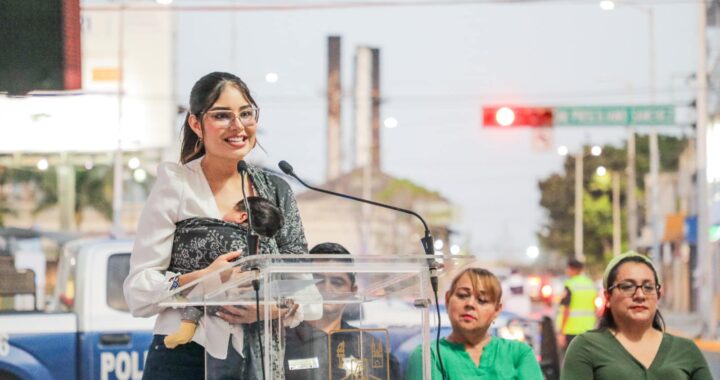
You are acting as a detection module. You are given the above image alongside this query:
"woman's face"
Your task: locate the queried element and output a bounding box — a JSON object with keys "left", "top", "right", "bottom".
{"left": 606, "top": 262, "right": 660, "bottom": 328}
{"left": 445, "top": 273, "right": 501, "bottom": 335}
{"left": 190, "top": 84, "right": 257, "bottom": 161}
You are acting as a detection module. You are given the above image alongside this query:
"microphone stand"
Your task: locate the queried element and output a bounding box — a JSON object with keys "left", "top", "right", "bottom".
{"left": 237, "top": 160, "right": 265, "bottom": 380}
{"left": 278, "top": 160, "right": 448, "bottom": 379}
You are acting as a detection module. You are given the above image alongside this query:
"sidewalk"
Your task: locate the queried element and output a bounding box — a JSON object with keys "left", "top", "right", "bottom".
{"left": 664, "top": 311, "right": 720, "bottom": 353}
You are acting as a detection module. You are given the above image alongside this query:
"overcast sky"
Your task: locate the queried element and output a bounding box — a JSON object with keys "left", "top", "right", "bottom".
{"left": 167, "top": 0, "right": 700, "bottom": 262}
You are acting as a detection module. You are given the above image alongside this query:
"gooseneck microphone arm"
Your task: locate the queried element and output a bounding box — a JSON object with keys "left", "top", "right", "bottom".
{"left": 278, "top": 160, "right": 435, "bottom": 256}
{"left": 278, "top": 160, "right": 448, "bottom": 380}
{"left": 236, "top": 160, "right": 265, "bottom": 380}
{"left": 237, "top": 160, "right": 258, "bottom": 256}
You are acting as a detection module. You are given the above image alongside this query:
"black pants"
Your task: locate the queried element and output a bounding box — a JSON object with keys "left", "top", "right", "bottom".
{"left": 142, "top": 335, "right": 254, "bottom": 380}
{"left": 142, "top": 335, "right": 204, "bottom": 380}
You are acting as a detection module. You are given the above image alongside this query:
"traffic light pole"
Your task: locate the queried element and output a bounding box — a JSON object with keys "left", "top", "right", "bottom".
{"left": 696, "top": 2, "right": 716, "bottom": 339}
{"left": 574, "top": 153, "right": 584, "bottom": 261}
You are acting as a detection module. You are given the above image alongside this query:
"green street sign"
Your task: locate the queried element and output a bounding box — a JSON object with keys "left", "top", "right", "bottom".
{"left": 553, "top": 105, "right": 675, "bottom": 126}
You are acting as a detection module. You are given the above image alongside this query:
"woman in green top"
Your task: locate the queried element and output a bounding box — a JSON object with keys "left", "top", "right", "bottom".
{"left": 405, "top": 268, "right": 543, "bottom": 379}
{"left": 561, "top": 252, "right": 712, "bottom": 380}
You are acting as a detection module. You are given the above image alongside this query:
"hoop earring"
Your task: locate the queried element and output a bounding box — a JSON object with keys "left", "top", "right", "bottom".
{"left": 194, "top": 138, "right": 203, "bottom": 153}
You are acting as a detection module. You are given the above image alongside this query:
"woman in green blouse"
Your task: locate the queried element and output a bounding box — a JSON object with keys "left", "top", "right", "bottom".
{"left": 561, "top": 252, "right": 712, "bottom": 380}
{"left": 405, "top": 268, "right": 543, "bottom": 379}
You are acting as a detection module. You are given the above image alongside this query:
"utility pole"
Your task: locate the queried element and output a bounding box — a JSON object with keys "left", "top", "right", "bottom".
{"left": 326, "top": 36, "right": 342, "bottom": 181}
{"left": 574, "top": 153, "right": 584, "bottom": 261}
{"left": 111, "top": 4, "right": 125, "bottom": 237}
{"left": 696, "top": 1, "right": 716, "bottom": 339}
{"left": 646, "top": 7, "right": 662, "bottom": 267}
{"left": 613, "top": 171, "right": 621, "bottom": 257}
{"left": 627, "top": 130, "right": 638, "bottom": 250}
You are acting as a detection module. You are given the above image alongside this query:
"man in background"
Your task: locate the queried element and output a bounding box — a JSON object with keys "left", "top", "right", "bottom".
{"left": 556, "top": 258, "right": 597, "bottom": 351}
{"left": 284, "top": 242, "right": 399, "bottom": 380}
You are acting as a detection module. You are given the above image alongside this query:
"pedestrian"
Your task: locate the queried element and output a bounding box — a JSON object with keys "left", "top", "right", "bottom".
{"left": 123, "top": 71, "right": 318, "bottom": 380}
{"left": 404, "top": 267, "right": 543, "bottom": 379}
{"left": 560, "top": 251, "right": 712, "bottom": 380}
{"left": 556, "top": 258, "right": 597, "bottom": 350}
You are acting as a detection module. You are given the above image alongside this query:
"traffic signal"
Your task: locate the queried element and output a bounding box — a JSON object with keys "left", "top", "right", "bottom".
{"left": 482, "top": 106, "right": 554, "bottom": 127}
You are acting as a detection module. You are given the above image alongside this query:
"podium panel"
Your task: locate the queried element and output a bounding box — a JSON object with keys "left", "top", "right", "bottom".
{"left": 158, "top": 254, "right": 474, "bottom": 379}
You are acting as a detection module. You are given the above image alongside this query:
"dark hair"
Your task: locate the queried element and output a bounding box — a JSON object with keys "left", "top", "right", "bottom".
{"left": 309, "top": 242, "right": 354, "bottom": 285}
{"left": 180, "top": 72, "right": 258, "bottom": 164}
{"left": 234, "top": 196, "right": 283, "bottom": 238}
{"left": 598, "top": 256, "right": 665, "bottom": 331}
{"left": 309, "top": 242, "right": 351, "bottom": 255}
{"left": 567, "top": 258, "right": 584, "bottom": 270}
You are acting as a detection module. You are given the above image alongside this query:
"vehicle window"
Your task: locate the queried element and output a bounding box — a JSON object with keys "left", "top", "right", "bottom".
{"left": 107, "top": 253, "right": 130, "bottom": 312}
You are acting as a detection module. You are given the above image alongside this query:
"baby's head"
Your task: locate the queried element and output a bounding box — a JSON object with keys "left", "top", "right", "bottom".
{"left": 223, "top": 196, "right": 284, "bottom": 238}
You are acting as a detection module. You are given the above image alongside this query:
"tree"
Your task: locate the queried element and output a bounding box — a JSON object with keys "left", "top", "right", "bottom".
{"left": 34, "top": 165, "right": 114, "bottom": 227}
{"left": 0, "top": 167, "right": 43, "bottom": 227}
{"left": 537, "top": 134, "right": 688, "bottom": 270}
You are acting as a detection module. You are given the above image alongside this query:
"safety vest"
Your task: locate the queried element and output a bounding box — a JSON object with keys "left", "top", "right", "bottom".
{"left": 559, "top": 274, "right": 597, "bottom": 335}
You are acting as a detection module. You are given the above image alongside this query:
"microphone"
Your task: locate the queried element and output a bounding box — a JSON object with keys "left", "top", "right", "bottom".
{"left": 237, "top": 160, "right": 258, "bottom": 256}
{"left": 278, "top": 160, "right": 435, "bottom": 256}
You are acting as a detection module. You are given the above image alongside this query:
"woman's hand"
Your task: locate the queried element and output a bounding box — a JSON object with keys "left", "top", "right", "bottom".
{"left": 177, "top": 251, "right": 241, "bottom": 288}
{"left": 206, "top": 251, "right": 241, "bottom": 273}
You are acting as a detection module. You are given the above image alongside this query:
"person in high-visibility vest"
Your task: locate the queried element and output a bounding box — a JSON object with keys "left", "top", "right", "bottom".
{"left": 556, "top": 258, "right": 597, "bottom": 350}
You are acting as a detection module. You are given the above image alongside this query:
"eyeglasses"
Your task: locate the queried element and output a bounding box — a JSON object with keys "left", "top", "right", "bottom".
{"left": 204, "top": 108, "right": 259, "bottom": 128}
{"left": 608, "top": 281, "right": 660, "bottom": 297}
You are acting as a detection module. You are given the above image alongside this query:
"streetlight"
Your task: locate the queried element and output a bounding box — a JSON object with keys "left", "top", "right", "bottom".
{"left": 265, "top": 72, "right": 279, "bottom": 83}
{"left": 559, "top": 146, "right": 602, "bottom": 261}
{"left": 526, "top": 245, "right": 539, "bottom": 260}
{"left": 595, "top": 165, "right": 622, "bottom": 256}
{"left": 598, "top": 0, "right": 615, "bottom": 10}
{"left": 383, "top": 117, "right": 399, "bottom": 129}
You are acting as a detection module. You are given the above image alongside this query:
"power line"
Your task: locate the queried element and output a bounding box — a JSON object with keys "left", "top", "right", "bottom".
{"left": 81, "top": 0, "right": 704, "bottom": 12}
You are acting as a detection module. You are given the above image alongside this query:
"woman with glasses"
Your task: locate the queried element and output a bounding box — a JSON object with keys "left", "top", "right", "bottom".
{"left": 124, "top": 72, "right": 317, "bottom": 379}
{"left": 560, "top": 252, "right": 712, "bottom": 380}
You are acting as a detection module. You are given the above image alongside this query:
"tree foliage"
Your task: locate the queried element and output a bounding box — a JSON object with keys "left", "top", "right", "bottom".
{"left": 537, "top": 133, "right": 688, "bottom": 269}
{"left": 0, "top": 165, "right": 115, "bottom": 228}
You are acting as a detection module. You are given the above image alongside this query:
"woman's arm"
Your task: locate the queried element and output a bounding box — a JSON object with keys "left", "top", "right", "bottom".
{"left": 560, "top": 335, "right": 595, "bottom": 380}
{"left": 264, "top": 174, "right": 322, "bottom": 320}
{"left": 123, "top": 163, "right": 184, "bottom": 317}
{"left": 404, "top": 345, "right": 424, "bottom": 380}
{"left": 405, "top": 344, "right": 441, "bottom": 380}
{"left": 685, "top": 338, "right": 714, "bottom": 380}
{"left": 514, "top": 343, "right": 544, "bottom": 380}
{"left": 269, "top": 175, "right": 308, "bottom": 254}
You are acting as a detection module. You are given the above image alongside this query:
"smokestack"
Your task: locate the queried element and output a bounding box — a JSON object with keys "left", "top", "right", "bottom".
{"left": 326, "top": 36, "right": 342, "bottom": 181}
{"left": 353, "top": 46, "right": 372, "bottom": 169}
{"left": 371, "top": 48, "right": 380, "bottom": 170}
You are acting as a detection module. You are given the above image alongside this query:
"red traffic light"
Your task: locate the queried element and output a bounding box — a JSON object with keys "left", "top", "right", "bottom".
{"left": 482, "top": 106, "right": 554, "bottom": 127}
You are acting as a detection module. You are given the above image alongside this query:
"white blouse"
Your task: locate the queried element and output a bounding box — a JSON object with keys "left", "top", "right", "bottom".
{"left": 123, "top": 158, "right": 320, "bottom": 358}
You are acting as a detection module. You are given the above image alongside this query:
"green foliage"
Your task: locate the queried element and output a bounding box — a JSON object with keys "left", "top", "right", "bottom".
{"left": 376, "top": 178, "right": 442, "bottom": 202}
{"left": 34, "top": 166, "right": 114, "bottom": 225}
{"left": 0, "top": 165, "right": 115, "bottom": 228}
{"left": 537, "top": 133, "right": 688, "bottom": 270}
{"left": 0, "top": 167, "right": 42, "bottom": 227}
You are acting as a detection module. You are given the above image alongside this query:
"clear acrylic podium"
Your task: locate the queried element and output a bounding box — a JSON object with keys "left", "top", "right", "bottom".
{"left": 158, "top": 254, "right": 474, "bottom": 379}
